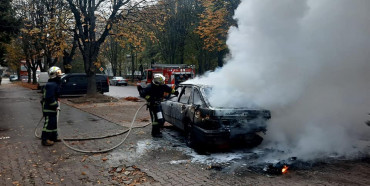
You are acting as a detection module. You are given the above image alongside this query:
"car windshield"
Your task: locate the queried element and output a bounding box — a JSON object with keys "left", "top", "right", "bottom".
{"left": 202, "top": 86, "right": 257, "bottom": 109}
{"left": 114, "top": 77, "right": 124, "bottom": 80}
{"left": 201, "top": 87, "right": 215, "bottom": 107}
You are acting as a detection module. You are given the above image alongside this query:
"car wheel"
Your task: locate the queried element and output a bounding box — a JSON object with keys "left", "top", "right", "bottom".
{"left": 245, "top": 133, "right": 263, "bottom": 148}
{"left": 185, "top": 124, "right": 196, "bottom": 148}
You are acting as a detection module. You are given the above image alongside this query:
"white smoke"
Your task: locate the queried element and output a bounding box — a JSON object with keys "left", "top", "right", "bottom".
{"left": 189, "top": 0, "right": 370, "bottom": 160}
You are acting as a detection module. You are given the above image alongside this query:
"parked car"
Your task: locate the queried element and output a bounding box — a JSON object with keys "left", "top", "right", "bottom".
{"left": 59, "top": 73, "right": 109, "bottom": 95}
{"left": 21, "top": 76, "right": 28, "bottom": 82}
{"left": 109, "top": 76, "right": 128, "bottom": 86}
{"left": 37, "top": 72, "right": 49, "bottom": 90}
{"left": 9, "top": 75, "right": 18, "bottom": 81}
{"left": 161, "top": 83, "right": 271, "bottom": 149}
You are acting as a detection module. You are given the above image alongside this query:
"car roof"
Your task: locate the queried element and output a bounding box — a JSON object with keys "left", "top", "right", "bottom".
{"left": 62, "top": 73, "right": 107, "bottom": 76}
{"left": 178, "top": 83, "right": 211, "bottom": 88}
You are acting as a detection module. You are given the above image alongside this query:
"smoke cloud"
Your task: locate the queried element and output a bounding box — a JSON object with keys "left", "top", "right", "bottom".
{"left": 189, "top": 0, "right": 370, "bottom": 160}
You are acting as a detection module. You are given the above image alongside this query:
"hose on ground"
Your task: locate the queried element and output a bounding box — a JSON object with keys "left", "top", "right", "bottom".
{"left": 35, "top": 103, "right": 149, "bottom": 153}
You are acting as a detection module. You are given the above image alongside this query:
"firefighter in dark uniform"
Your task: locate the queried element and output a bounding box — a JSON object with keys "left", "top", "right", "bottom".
{"left": 143, "top": 74, "right": 178, "bottom": 138}
{"left": 41, "top": 66, "right": 63, "bottom": 146}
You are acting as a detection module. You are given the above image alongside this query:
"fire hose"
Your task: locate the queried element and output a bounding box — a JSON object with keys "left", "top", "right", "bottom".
{"left": 35, "top": 103, "right": 149, "bottom": 153}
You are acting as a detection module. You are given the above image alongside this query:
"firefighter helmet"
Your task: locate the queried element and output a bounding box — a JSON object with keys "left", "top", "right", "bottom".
{"left": 48, "top": 66, "right": 64, "bottom": 79}
{"left": 153, "top": 74, "right": 165, "bottom": 85}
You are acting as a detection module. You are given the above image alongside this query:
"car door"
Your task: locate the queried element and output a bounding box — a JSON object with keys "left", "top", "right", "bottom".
{"left": 162, "top": 86, "right": 183, "bottom": 124}
{"left": 62, "top": 75, "right": 87, "bottom": 94}
{"left": 171, "top": 86, "right": 192, "bottom": 130}
{"left": 61, "top": 76, "right": 76, "bottom": 94}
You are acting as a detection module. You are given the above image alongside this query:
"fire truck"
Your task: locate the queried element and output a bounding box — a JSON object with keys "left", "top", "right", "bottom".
{"left": 137, "top": 64, "right": 195, "bottom": 97}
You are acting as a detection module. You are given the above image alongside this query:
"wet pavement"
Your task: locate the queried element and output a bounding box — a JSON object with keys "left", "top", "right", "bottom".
{"left": 1, "top": 83, "right": 370, "bottom": 185}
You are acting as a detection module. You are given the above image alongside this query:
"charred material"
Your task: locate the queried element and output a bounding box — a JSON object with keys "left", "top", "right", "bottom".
{"left": 161, "top": 83, "right": 271, "bottom": 150}
{"left": 263, "top": 162, "right": 290, "bottom": 175}
{"left": 262, "top": 157, "right": 314, "bottom": 175}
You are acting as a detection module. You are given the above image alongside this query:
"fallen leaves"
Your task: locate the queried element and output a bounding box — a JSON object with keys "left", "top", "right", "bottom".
{"left": 81, "top": 155, "right": 88, "bottom": 162}
{"left": 124, "top": 97, "right": 140, "bottom": 102}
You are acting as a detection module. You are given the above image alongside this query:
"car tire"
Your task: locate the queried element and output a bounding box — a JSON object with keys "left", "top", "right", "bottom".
{"left": 245, "top": 133, "right": 263, "bottom": 148}
{"left": 185, "top": 123, "right": 196, "bottom": 148}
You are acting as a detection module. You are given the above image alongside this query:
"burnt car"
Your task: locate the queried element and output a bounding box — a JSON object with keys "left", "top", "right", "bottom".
{"left": 161, "top": 83, "right": 271, "bottom": 149}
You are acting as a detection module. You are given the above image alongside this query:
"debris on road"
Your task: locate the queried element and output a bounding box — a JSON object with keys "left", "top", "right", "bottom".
{"left": 124, "top": 97, "right": 141, "bottom": 102}
{"left": 108, "top": 165, "right": 156, "bottom": 185}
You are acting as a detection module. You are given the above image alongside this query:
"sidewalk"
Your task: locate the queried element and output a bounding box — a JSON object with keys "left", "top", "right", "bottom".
{"left": 1, "top": 83, "right": 369, "bottom": 186}
{"left": 0, "top": 84, "right": 156, "bottom": 185}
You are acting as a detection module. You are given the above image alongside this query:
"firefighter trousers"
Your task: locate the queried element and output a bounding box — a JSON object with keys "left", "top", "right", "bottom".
{"left": 148, "top": 104, "right": 164, "bottom": 136}
{"left": 41, "top": 113, "right": 58, "bottom": 142}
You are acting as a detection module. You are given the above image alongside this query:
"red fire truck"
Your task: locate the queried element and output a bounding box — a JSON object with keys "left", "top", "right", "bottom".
{"left": 137, "top": 64, "right": 195, "bottom": 97}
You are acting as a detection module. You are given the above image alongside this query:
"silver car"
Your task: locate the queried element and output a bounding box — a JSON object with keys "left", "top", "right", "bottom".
{"left": 109, "top": 76, "right": 128, "bottom": 86}
{"left": 9, "top": 75, "right": 18, "bottom": 81}
{"left": 161, "top": 83, "right": 271, "bottom": 149}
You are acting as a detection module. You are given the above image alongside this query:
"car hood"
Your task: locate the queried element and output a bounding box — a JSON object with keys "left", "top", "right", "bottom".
{"left": 212, "top": 108, "right": 271, "bottom": 118}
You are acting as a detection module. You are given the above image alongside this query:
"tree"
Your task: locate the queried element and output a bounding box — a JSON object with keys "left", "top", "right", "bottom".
{"left": 101, "top": 34, "right": 128, "bottom": 77}
{"left": 63, "top": 32, "right": 78, "bottom": 74}
{"left": 149, "top": 0, "right": 199, "bottom": 64}
{"left": 195, "top": 0, "right": 240, "bottom": 68}
{"left": 0, "top": 0, "right": 21, "bottom": 66}
{"left": 4, "top": 38, "right": 24, "bottom": 76}
{"left": 66, "top": 0, "right": 147, "bottom": 95}
{"left": 113, "top": 7, "right": 153, "bottom": 81}
{"left": 39, "top": 0, "right": 71, "bottom": 71}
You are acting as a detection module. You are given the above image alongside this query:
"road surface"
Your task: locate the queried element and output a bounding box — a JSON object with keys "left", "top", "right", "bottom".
{"left": 105, "top": 85, "right": 139, "bottom": 98}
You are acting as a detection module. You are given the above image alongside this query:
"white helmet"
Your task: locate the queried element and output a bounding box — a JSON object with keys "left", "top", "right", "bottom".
{"left": 48, "top": 66, "right": 64, "bottom": 79}
{"left": 153, "top": 74, "right": 165, "bottom": 85}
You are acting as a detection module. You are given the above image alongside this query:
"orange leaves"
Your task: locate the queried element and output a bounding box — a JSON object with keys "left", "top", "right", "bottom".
{"left": 196, "top": 0, "right": 229, "bottom": 52}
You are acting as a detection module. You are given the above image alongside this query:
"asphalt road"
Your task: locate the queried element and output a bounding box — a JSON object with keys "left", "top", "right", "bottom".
{"left": 0, "top": 77, "right": 10, "bottom": 85}
{"left": 105, "top": 85, "right": 140, "bottom": 98}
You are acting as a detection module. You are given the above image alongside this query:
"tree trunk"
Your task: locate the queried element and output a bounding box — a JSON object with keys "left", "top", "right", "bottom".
{"left": 131, "top": 51, "right": 135, "bottom": 82}
{"left": 32, "top": 68, "right": 37, "bottom": 84}
{"left": 217, "top": 50, "right": 225, "bottom": 67}
{"left": 84, "top": 44, "right": 98, "bottom": 95}
{"left": 63, "top": 49, "right": 74, "bottom": 74}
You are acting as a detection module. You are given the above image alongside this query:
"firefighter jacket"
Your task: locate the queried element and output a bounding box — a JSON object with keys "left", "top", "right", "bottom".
{"left": 42, "top": 79, "right": 60, "bottom": 113}
{"left": 143, "top": 83, "right": 175, "bottom": 104}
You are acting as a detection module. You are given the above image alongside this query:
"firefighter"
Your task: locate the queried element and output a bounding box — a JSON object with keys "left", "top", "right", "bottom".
{"left": 41, "top": 66, "right": 64, "bottom": 146}
{"left": 143, "top": 74, "right": 178, "bottom": 138}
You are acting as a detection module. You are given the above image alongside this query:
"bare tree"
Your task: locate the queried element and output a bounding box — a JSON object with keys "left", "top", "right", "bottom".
{"left": 66, "top": 0, "right": 148, "bottom": 95}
